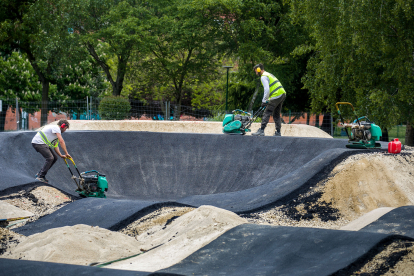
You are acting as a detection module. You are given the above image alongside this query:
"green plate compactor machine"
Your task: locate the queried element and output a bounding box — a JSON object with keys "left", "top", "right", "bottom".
{"left": 222, "top": 107, "right": 266, "bottom": 135}
{"left": 64, "top": 158, "right": 108, "bottom": 198}
{"left": 336, "top": 102, "right": 382, "bottom": 149}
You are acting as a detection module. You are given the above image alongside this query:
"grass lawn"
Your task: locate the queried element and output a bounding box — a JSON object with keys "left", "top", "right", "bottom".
{"left": 388, "top": 125, "right": 406, "bottom": 144}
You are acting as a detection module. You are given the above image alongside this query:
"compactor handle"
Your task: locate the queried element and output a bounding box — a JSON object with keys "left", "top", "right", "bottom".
{"left": 64, "top": 157, "right": 76, "bottom": 166}
{"left": 335, "top": 102, "right": 355, "bottom": 112}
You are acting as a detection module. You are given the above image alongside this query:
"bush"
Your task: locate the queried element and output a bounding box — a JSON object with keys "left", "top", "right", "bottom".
{"left": 98, "top": 96, "right": 131, "bottom": 120}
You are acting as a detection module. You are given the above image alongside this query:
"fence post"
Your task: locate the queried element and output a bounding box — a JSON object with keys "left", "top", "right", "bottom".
{"left": 330, "top": 113, "right": 333, "bottom": 137}
{"left": 86, "top": 96, "right": 89, "bottom": 120}
{"left": 16, "top": 98, "right": 19, "bottom": 131}
{"left": 90, "top": 96, "right": 92, "bottom": 120}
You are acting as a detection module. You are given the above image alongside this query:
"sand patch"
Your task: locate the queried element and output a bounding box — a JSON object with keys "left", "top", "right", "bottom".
{"left": 3, "top": 224, "right": 143, "bottom": 266}
{"left": 0, "top": 201, "right": 34, "bottom": 220}
{"left": 0, "top": 186, "right": 76, "bottom": 230}
{"left": 107, "top": 205, "right": 247, "bottom": 272}
{"left": 2, "top": 205, "right": 246, "bottom": 270}
{"left": 320, "top": 153, "right": 414, "bottom": 221}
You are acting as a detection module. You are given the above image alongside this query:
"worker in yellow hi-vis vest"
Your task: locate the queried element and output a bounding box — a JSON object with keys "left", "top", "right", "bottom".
{"left": 252, "top": 63, "right": 286, "bottom": 136}
{"left": 31, "top": 119, "right": 72, "bottom": 183}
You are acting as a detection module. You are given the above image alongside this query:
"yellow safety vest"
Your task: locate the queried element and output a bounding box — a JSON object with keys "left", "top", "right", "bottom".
{"left": 262, "top": 71, "right": 286, "bottom": 100}
{"left": 38, "top": 131, "right": 59, "bottom": 148}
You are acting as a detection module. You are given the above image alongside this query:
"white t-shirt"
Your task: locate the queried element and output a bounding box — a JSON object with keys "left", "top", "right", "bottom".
{"left": 32, "top": 125, "right": 61, "bottom": 146}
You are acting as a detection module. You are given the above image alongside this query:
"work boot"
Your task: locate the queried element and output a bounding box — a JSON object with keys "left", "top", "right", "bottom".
{"left": 252, "top": 128, "right": 265, "bottom": 136}
{"left": 36, "top": 177, "right": 48, "bottom": 183}
{"left": 274, "top": 131, "right": 281, "bottom": 136}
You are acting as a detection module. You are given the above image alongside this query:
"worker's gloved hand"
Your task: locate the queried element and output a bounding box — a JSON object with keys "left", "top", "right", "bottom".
{"left": 261, "top": 102, "right": 268, "bottom": 107}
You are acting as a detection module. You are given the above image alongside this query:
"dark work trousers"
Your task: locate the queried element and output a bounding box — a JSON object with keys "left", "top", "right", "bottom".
{"left": 32, "top": 143, "right": 59, "bottom": 178}
{"left": 261, "top": 93, "right": 286, "bottom": 132}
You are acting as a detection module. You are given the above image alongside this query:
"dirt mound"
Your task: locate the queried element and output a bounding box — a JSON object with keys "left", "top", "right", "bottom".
{"left": 4, "top": 224, "right": 143, "bottom": 266}
{"left": 0, "top": 186, "right": 76, "bottom": 230}
{"left": 2, "top": 206, "right": 246, "bottom": 269}
{"left": 107, "top": 205, "right": 247, "bottom": 272}
{"left": 320, "top": 152, "right": 414, "bottom": 221}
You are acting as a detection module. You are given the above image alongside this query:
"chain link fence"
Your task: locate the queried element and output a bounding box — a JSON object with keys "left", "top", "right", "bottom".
{"left": 0, "top": 98, "right": 406, "bottom": 141}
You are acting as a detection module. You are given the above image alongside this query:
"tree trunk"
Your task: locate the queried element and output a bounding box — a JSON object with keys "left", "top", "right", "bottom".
{"left": 174, "top": 97, "right": 182, "bottom": 121}
{"left": 248, "top": 79, "right": 261, "bottom": 111}
{"left": 41, "top": 81, "right": 50, "bottom": 127}
{"left": 406, "top": 122, "right": 414, "bottom": 146}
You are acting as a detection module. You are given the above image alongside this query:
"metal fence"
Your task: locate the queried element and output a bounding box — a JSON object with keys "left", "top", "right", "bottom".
{"left": 0, "top": 98, "right": 406, "bottom": 141}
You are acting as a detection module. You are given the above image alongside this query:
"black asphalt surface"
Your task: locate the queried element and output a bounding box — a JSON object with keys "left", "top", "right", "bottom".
{"left": 1, "top": 131, "right": 354, "bottom": 204}
{"left": 1, "top": 130, "right": 412, "bottom": 275}
{"left": 360, "top": 206, "right": 414, "bottom": 239}
{"left": 1, "top": 131, "right": 360, "bottom": 234}
{"left": 161, "top": 224, "right": 391, "bottom": 276}
{"left": 0, "top": 258, "right": 183, "bottom": 276}
{"left": 15, "top": 197, "right": 162, "bottom": 236}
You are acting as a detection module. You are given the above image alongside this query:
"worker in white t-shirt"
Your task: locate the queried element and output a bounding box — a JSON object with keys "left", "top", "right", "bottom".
{"left": 31, "top": 119, "right": 72, "bottom": 183}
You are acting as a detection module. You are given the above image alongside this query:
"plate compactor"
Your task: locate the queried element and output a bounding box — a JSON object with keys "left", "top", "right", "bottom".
{"left": 222, "top": 107, "right": 266, "bottom": 135}
{"left": 336, "top": 102, "right": 382, "bottom": 149}
{"left": 64, "top": 158, "right": 108, "bottom": 198}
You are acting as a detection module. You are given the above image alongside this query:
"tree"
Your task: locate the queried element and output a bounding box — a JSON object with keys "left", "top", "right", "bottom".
{"left": 0, "top": 51, "right": 42, "bottom": 130}
{"left": 288, "top": 0, "right": 414, "bottom": 145}
{"left": 0, "top": 0, "right": 95, "bottom": 126}
{"left": 219, "top": 0, "right": 311, "bottom": 112}
{"left": 65, "top": 0, "right": 150, "bottom": 97}
{"left": 127, "top": 0, "right": 226, "bottom": 119}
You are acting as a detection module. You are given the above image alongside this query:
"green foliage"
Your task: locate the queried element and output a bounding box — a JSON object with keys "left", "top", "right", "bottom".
{"left": 288, "top": 0, "right": 414, "bottom": 131}
{"left": 65, "top": 0, "right": 151, "bottom": 96}
{"left": 191, "top": 78, "right": 225, "bottom": 110}
{"left": 216, "top": 0, "right": 311, "bottom": 112}
{"left": 0, "top": 52, "right": 41, "bottom": 102}
{"left": 98, "top": 96, "right": 131, "bottom": 120}
{"left": 127, "top": 0, "right": 226, "bottom": 112}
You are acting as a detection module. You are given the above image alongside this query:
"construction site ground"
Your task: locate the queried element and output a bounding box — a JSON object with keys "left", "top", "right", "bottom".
{"left": 0, "top": 120, "right": 413, "bottom": 275}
